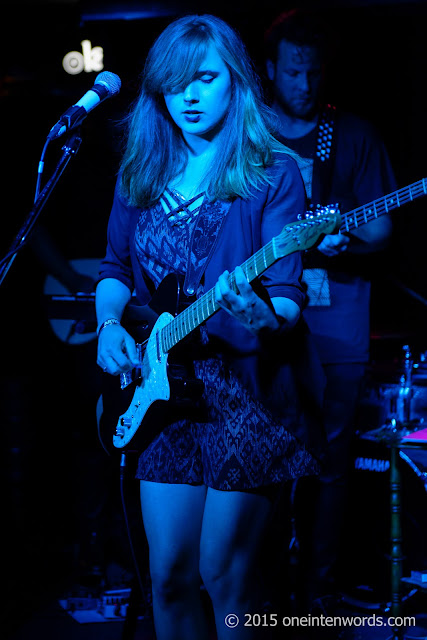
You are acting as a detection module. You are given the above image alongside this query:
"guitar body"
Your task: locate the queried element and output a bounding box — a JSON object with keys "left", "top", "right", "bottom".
{"left": 98, "top": 274, "right": 204, "bottom": 455}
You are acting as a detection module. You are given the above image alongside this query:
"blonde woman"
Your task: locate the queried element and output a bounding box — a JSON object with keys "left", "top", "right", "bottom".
{"left": 97, "top": 14, "right": 323, "bottom": 639}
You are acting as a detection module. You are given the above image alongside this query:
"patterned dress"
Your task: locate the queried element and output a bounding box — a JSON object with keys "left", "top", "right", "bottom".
{"left": 134, "top": 188, "right": 319, "bottom": 490}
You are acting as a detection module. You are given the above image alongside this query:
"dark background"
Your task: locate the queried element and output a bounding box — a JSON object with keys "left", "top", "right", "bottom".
{"left": 1, "top": 0, "right": 427, "bottom": 636}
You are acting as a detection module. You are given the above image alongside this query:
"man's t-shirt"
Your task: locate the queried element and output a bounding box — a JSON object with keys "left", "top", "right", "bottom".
{"left": 280, "top": 112, "right": 396, "bottom": 364}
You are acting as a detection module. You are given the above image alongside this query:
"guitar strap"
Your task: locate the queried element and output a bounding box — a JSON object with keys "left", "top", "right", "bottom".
{"left": 183, "top": 198, "right": 232, "bottom": 296}
{"left": 311, "top": 103, "right": 338, "bottom": 207}
{"left": 303, "top": 103, "right": 339, "bottom": 277}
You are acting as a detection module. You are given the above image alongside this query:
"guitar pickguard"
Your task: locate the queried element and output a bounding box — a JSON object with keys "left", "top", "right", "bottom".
{"left": 113, "top": 312, "right": 173, "bottom": 449}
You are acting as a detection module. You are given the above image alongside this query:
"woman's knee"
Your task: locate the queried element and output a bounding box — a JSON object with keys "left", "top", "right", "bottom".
{"left": 199, "top": 548, "right": 223, "bottom": 594}
{"left": 150, "top": 555, "right": 201, "bottom": 605}
{"left": 199, "top": 489, "right": 271, "bottom": 601}
{"left": 200, "top": 549, "right": 250, "bottom": 601}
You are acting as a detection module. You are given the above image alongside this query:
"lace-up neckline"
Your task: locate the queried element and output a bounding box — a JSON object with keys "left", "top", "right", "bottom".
{"left": 160, "top": 187, "right": 205, "bottom": 227}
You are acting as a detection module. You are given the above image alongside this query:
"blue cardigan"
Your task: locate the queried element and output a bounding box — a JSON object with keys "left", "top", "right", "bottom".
{"left": 99, "top": 155, "right": 326, "bottom": 458}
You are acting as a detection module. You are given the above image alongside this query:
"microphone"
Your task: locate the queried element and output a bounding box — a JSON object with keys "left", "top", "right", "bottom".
{"left": 47, "top": 71, "right": 121, "bottom": 140}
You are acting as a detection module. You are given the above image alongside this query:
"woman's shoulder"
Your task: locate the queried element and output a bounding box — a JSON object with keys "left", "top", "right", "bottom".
{"left": 112, "top": 178, "right": 143, "bottom": 213}
{"left": 237, "top": 151, "right": 305, "bottom": 214}
{"left": 262, "top": 151, "right": 304, "bottom": 197}
{"left": 269, "top": 149, "right": 302, "bottom": 175}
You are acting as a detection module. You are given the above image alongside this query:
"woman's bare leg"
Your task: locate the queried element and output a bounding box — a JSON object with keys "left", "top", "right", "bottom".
{"left": 140, "top": 481, "right": 209, "bottom": 640}
{"left": 200, "top": 488, "right": 273, "bottom": 639}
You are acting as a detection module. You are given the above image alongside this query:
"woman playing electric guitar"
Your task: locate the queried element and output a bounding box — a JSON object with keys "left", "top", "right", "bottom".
{"left": 96, "top": 14, "right": 325, "bottom": 639}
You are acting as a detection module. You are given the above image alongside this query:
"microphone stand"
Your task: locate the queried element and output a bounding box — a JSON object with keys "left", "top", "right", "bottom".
{"left": 0, "top": 129, "right": 83, "bottom": 288}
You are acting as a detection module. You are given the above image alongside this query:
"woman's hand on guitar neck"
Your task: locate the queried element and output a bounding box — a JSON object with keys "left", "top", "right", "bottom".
{"left": 215, "top": 266, "right": 282, "bottom": 335}
{"left": 97, "top": 324, "right": 140, "bottom": 375}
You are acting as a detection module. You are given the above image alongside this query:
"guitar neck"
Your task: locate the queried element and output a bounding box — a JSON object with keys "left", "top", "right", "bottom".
{"left": 341, "top": 178, "right": 427, "bottom": 233}
{"left": 156, "top": 209, "right": 340, "bottom": 354}
{"left": 160, "top": 239, "right": 278, "bottom": 353}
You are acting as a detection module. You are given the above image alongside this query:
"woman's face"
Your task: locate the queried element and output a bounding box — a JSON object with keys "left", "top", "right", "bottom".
{"left": 163, "top": 43, "right": 232, "bottom": 142}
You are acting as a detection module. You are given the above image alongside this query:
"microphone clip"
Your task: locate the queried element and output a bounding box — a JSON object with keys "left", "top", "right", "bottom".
{"left": 48, "top": 105, "right": 87, "bottom": 141}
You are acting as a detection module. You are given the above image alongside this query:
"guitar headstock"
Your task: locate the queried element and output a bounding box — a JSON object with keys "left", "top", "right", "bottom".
{"left": 275, "top": 208, "right": 341, "bottom": 257}
{"left": 302, "top": 203, "right": 341, "bottom": 220}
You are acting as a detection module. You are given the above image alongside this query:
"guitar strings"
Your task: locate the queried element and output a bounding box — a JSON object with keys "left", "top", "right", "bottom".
{"left": 161, "top": 241, "right": 277, "bottom": 351}
{"left": 137, "top": 239, "right": 278, "bottom": 364}
{"left": 139, "top": 215, "right": 334, "bottom": 364}
{"left": 341, "top": 179, "right": 427, "bottom": 232}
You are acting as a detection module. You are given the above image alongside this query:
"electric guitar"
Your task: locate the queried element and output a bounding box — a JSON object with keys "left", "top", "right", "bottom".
{"left": 306, "top": 177, "right": 427, "bottom": 234}
{"left": 105, "top": 210, "right": 341, "bottom": 452}
{"left": 103, "top": 176, "right": 427, "bottom": 452}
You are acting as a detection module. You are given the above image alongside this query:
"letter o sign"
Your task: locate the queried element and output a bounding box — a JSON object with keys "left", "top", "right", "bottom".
{"left": 62, "top": 51, "right": 85, "bottom": 75}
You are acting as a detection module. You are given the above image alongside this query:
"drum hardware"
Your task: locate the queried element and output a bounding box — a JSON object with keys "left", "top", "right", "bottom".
{"left": 356, "top": 418, "right": 425, "bottom": 447}
{"left": 380, "top": 344, "right": 419, "bottom": 426}
{"left": 347, "top": 428, "right": 426, "bottom": 638}
{"left": 340, "top": 346, "right": 427, "bottom": 637}
{"left": 398, "top": 345, "right": 414, "bottom": 423}
{"left": 342, "top": 430, "right": 427, "bottom": 640}
{"left": 399, "top": 450, "right": 427, "bottom": 492}
{"left": 358, "top": 345, "right": 427, "bottom": 436}
{"left": 413, "top": 350, "right": 427, "bottom": 385}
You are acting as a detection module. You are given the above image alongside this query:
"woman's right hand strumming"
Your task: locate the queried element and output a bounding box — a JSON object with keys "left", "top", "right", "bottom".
{"left": 96, "top": 277, "right": 139, "bottom": 375}
{"left": 97, "top": 323, "right": 139, "bottom": 375}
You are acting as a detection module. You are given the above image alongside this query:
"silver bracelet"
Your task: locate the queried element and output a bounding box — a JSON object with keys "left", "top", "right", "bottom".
{"left": 97, "top": 317, "right": 121, "bottom": 336}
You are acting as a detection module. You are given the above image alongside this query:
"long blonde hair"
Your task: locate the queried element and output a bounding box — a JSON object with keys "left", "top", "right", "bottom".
{"left": 119, "top": 14, "right": 290, "bottom": 206}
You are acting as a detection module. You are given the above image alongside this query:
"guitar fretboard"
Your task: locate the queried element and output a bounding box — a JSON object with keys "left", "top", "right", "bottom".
{"left": 160, "top": 238, "right": 278, "bottom": 353}
{"left": 341, "top": 178, "right": 427, "bottom": 233}
{"left": 158, "top": 213, "right": 337, "bottom": 353}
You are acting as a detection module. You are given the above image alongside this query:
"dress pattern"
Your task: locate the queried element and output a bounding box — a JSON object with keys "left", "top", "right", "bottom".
{"left": 134, "top": 193, "right": 319, "bottom": 490}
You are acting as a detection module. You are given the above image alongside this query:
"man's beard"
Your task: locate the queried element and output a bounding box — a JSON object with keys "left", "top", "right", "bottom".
{"left": 282, "top": 97, "right": 318, "bottom": 121}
